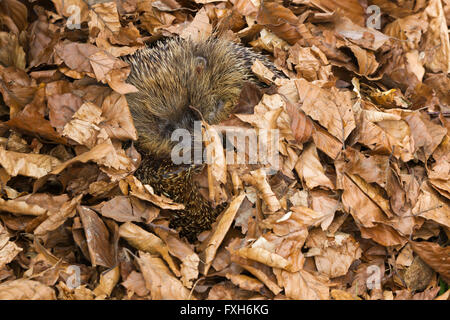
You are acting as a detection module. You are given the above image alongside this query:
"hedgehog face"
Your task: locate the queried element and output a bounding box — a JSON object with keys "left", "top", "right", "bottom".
{"left": 124, "top": 38, "right": 250, "bottom": 158}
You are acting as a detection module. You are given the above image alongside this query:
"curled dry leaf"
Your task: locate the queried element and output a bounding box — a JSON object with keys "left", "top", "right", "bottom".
{"left": 412, "top": 181, "right": 450, "bottom": 228}
{"left": 242, "top": 169, "right": 281, "bottom": 212}
{"left": 296, "top": 143, "right": 334, "bottom": 189}
{"left": 229, "top": 251, "right": 283, "bottom": 295}
{"left": 33, "top": 194, "right": 82, "bottom": 236}
{"left": 251, "top": 59, "right": 277, "bottom": 85}
{"left": 410, "top": 240, "right": 450, "bottom": 284}
{"left": 0, "top": 146, "right": 61, "bottom": 179}
{"left": 225, "top": 273, "right": 265, "bottom": 293}
{"left": 296, "top": 79, "right": 355, "bottom": 143}
{"left": 100, "top": 92, "right": 138, "bottom": 141}
{"left": 278, "top": 269, "right": 330, "bottom": 300}
{"left": 62, "top": 102, "right": 104, "bottom": 148}
{"left": 0, "top": 223, "right": 22, "bottom": 268}
{"left": 203, "top": 121, "right": 227, "bottom": 204}
{"left": 98, "top": 195, "right": 158, "bottom": 223}
{"left": 0, "top": 279, "right": 56, "bottom": 300}
{"left": 331, "top": 289, "right": 361, "bottom": 300}
{"left": 121, "top": 271, "right": 150, "bottom": 298}
{"left": 79, "top": 206, "right": 117, "bottom": 268}
{"left": 138, "top": 252, "right": 192, "bottom": 300}
{"left": 93, "top": 266, "right": 120, "bottom": 297}
{"left": 119, "top": 222, "right": 180, "bottom": 277}
{"left": 286, "top": 102, "right": 313, "bottom": 144}
{"left": 124, "top": 176, "right": 185, "bottom": 210}
{"left": 199, "top": 193, "right": 245, "bottom": 275}
{"left": 154, "top": 223, "right": 200, "bottom": 288}
{"left": 233, "top": 246, "right": 291, "bottom": 271}
{"left": 305, "top": 229, "right": 362, "bottom": 278}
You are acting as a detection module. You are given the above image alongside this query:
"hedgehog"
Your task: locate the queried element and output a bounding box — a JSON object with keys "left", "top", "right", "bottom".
{"left": 123, "top": 37, "right": 281, "bottom": 241}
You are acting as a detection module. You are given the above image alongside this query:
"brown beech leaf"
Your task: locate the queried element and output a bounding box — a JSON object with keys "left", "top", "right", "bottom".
{"left": 0, "top": 193, "right": 68, "bottom": 217}
{"left": 296, "top": 143, "right": 334, "bottom": 189}
{"left": 124, "top": 176, "right": 185, "bottom": 210}
{"left": 359, "top": 224, "right": 407, "bottom": 247}
{"left": 119, "top": 222, "right": 180, "bottom": 277}
{"left": 0, "top": 66, "right": 36, "bottom": 113}
{"left": 225, "top": 273, "right": 265, "bottom": 293}
{"left": 199, "top": 193, "right": 245, "bottom": 275}
{"left": 47, "top": 91, "right": 84, "bottom": 133}
{"left": 88, "top": 2, "right": 121, "bottom": 35}
{"left": 229, "top": 249, "right": 283, "bottom": 295}
{"left": 34, "top": 194, "right": 82, "bottom": 236}
{"left": 297, "top": 79, "right": 355, "bottom": 142}
{"left": 0, "top": 279, "right": 56, "bottom": 300}
{"left": 100, "top": 92, "right": 138, "bottom": 141}
{"left": 138, "top": 252, "right": 192, "bottom": 300}
{"left": 98, "top": 196, "right": 155, "bottom": 223}
{"left": 242, "top": 169, "right": 281, "bottom": 212}
{"left": 179, "top": 7, "right": 212, "bottom": 41}
{"left": 54, "top": 41, "right": 99, "bottom": 75}
{"left": 78, "top": 206, "right": 116, "bottom": 268}
{"left": 422, "top": 0, "right": 450, "bottom": 74}
{"left": 0, "top": 223, "right": 22, "bottom": 268}
{"left": 62, "top": 102, "right": 104, "bottom": 148}
{"left": 305, "top": 229, "right": 362, "bottom": 278}
{"left": 50, "top": 143, "right": 113, "bottom": 174}
{"left": 311, "top": 123, "right": 343, "bottom": 160}
{"left": 412, "top": 181, "right": 450, "bottom": 228}
{"left": 256, "top": 2, "right": 301, "bottom": 45}
{"left": 278, "top": 269, "right": 330, "bottom": 300}
{"left": 121, "top": 271, "right": 149, "bottom": 297}
{"left": 93, "top": 266, "right": 120, "bottom": 297}
{"left": 410, "top": 241, "right": 450, "bottom": 284}
{"left": 0, "top": 146, "right": 61, "bottom": 179}
{"left": 28, "top": 13, "right": 59, "bottom": 68}
{"left": 153, "top": 223, "right": 200, "bottom": 288}
{"left": 286, "top": 103, "right": 313, "bottom": 144}
{"left": 233, "top": 246, "right": 291, "bottom": 271}
{"left": 333, "top": 15, "right": 389, "bottom": 50}
{"left": 341, "top": 174, "right": 388, "bottom": 228}
{"left": 6, "top": 88, "right": 67, "bottom": 144}
{"left": 404, "top": 112, "right": 447, "bottom": 160}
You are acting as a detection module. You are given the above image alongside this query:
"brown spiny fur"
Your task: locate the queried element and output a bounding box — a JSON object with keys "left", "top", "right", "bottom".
{"left": 124, "top": 37, "right": 280, "bottom": 241}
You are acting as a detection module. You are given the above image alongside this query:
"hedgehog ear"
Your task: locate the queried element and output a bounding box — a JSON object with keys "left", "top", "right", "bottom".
{"left": 194, "top": 56, "right": 207, "bottom": 74}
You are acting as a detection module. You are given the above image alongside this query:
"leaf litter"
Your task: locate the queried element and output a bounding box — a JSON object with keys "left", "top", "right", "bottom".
{"left": 0, "top": 0, "right": 448, "bottom": 300}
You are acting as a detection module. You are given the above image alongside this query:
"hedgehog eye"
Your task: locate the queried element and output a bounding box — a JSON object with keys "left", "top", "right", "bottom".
{"left": 158, "top": 120, "right": 175, "bottom": 136}
{"left": 216, "top": 99, "right": 224, "bottom": 111}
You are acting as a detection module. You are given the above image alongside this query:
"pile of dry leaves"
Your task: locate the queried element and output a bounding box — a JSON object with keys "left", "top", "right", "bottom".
{"left": 0, "top": 0, "right": 449, "bottom": 300}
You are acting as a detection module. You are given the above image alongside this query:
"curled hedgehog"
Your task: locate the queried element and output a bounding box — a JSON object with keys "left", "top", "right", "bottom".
{"left": 123, "top": 37, "right": 280, "bottom": 241}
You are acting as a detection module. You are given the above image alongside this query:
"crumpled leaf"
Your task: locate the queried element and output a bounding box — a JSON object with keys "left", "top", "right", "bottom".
{"left": 0, "top": 146, "right": 61, "bottom": 179}
{"left": 305, "top": 229, "right": 362, "bottom": 278}
{"left": 199, "top": 193, "right": 245, "bottom": 274}
{"left": 0, "top": 279, "right": 56, "bottom": 300}
{"left": 119, "top": 222, "right": 180, "bottom": 277}
{"left": 138, "top": 252, "right": 192, "bottom": 300}
{"left": 410, "top": 241, "right": 450, "bottom": 284}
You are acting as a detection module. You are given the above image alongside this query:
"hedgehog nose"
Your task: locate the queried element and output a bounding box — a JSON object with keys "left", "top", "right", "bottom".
{"left": 177, "top": 108, "right": 200, "bottom": 132}
{"left": 187, "top": 107, "right": 201, "bottom": 121}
